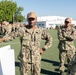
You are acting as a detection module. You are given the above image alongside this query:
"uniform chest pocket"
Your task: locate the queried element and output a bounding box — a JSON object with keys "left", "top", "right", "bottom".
{"left": 66, "top": 30, "right": 72, "bottom": 35}
{"left": 35, "top": 31, "right": 41, "bottom": 41}
{"left": 23, "top": 36, "right": 30, "bottom": 40}
{"left": 22, "top": 34, "right": 31, "bottom": 46}
{"left": 23, "top": 33, "right": 31, "bottom": 40}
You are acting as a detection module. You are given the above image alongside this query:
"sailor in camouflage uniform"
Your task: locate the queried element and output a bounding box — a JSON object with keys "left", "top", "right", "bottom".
{"left": 57, "top": 18, "right": 76, "bottom": 75}
{"left": 17, "top": 12, "right": 52, "bottom": 75}
{"left": 1, "top": 12, "right": 52, "bottom": 75}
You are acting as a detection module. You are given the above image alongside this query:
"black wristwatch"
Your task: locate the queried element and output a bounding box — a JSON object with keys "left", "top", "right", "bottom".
{"left": 42, "top": 48, "right": 46, "bottom": 51}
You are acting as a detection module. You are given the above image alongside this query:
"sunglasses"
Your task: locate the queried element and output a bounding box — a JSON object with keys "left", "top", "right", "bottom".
{"left": 65, "top": 21, "right": 70, "bottom": 23}
{"left": 28, "top": 18, "right": 35, "bottom": 21}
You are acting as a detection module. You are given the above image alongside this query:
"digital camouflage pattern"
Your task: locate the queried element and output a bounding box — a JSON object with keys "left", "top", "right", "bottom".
{"left": 18, "top": 25, "right": 52, "bottom": 75}
{"left": 57, "top": 25, "right": 76, "bottom": 72}
{"left": 58, "top": 25, "right": 76, "bottom": 51}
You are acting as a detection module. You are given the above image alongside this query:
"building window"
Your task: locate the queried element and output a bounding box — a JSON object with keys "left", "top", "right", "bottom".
{"left": 39, "top": 24, "right": 41, "bottom": 26}
{"left": 42, "top": 24, "right": 44, "bottom": 26}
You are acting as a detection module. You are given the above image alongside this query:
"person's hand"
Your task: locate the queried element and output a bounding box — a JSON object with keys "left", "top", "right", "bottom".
{"left": 0, "top": 38, "right": 5, "bottom": 43}
{"left": 62, "top": 30, "right": 65, "bottom": 37}
{"left": 0, "top": 38, "right": 2, "bottom": 43}
{"left": 40, "top": 48, "right": 44, "bottom": 55}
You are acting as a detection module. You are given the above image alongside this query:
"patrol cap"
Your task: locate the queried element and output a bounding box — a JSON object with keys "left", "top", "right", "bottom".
{"left": 27, "top": 12, "right": 37, "bottom": 19}
{"left": 65, "top": 18, "right": 71, "bottom": 23}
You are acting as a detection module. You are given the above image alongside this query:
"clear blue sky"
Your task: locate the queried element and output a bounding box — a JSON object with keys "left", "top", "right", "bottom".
{"left": 13, "top": 0, "right": 76, "bottom": 19}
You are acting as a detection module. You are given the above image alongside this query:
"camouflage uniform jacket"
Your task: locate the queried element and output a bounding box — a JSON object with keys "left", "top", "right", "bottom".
{"left": 18, "top": 25, "right": 52, "bottom": 63}
{"left": 57, "top": 26, "right": 76, "bottom": 50}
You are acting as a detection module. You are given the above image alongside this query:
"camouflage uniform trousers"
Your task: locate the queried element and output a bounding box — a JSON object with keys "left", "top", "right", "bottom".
{"left": 20, "top": 61, "right": 41, "bottom": 75}
{"left": 59, "top": 49, "right": 75, "bottom": 72}
{"left": 19, "top": 47, "right": 41, "bottom": 75}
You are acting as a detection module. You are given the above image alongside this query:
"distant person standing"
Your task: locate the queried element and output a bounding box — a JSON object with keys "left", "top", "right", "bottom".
{"left": 57, "top": 18, "right": 76, "bottom": 75}
{"left": 0, "top": 38, "right": 5, "bottom": 42}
